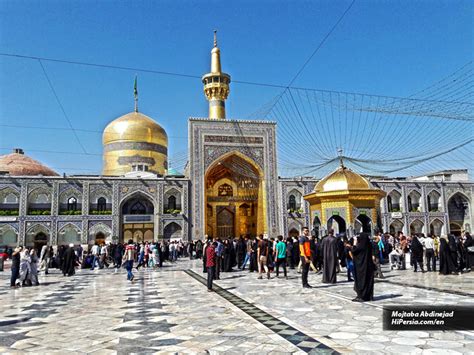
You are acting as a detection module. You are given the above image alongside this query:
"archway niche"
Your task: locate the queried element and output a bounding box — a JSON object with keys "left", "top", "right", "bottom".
{"left": 327, "top": 215, "right": 347, "bottom": 235}
{"left": 205, "top": 152, "right": 263, "bottom": 238}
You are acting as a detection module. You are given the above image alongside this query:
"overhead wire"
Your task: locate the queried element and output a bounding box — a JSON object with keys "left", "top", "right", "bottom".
{"left": 37, "top": 59, "right": 89, "bottom": 154}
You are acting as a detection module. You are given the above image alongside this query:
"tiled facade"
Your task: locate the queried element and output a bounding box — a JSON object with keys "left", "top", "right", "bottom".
{"left": 0, "top": 176, "right": 190, "bottom": 247}
{"left": 0, "top": 172, "right": 472, "bottom": 247}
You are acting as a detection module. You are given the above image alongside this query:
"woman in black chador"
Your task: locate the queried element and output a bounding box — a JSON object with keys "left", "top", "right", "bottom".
{"left": 63, "top": 244, "right": 76, "bottom": 276}
{"left": 439, "top": 236, "right": 457, "bottom": 275}
{"left": 448, "top": 234, "right": 459, "bottom": 271}
{"left": 223, "top": 240, "right": 232, "bottom": 272}
{"left": 410, "top": 235, "right": 425, "bottom": 272}
{"left": 351, "top": 233, "right": 375, "bottom": 302}
{"left": 464, "top": 232, "right": 474, "bottom": 271}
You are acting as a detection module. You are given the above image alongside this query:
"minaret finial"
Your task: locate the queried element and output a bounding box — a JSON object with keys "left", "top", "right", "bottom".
{"left": 134, "top": 75, "right": 138, "bottom": 112}
{"left": 337, "top": 148, "right": 345, "bottom": 168}
{"left": 202, "top": 30, "right": 230, "bottom": 119}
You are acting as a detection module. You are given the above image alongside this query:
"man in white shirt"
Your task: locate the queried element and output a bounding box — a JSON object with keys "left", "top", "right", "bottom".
{"left": 100, "top": 244, "right": 109, "bottom": 269}
{"left": 423, "top": 235, "right": 436, "bottom": 272}
{"left": 91, "top": 244, "right": 100, "bottom": 270}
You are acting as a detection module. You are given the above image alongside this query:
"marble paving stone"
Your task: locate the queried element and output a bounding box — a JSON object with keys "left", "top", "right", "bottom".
{"left": 1, "top": 259, "right": 473, "bottom": 354}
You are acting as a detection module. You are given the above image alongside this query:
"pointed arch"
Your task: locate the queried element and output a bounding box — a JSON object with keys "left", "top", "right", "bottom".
{"left": 0, "top": 224, "right": 18, "bottom": 247}
{"left": 27, "top": 186, "right": 52, "bottom": 214}
{"left": 164, "top": 222, "right": 182, "bottom": 240}
{"left": 429, "top": 218, "right": 444, "bottom": 236}
{"left": 407, "top": 190, "right": 422, "bottom": 212}
{"left": 88, "top": 222, "right": 112, "bottom": 243}
{"left": 0, "top": 187, "right": 20, "bottom": 203}
{"left": 119, "top": 190, "right": 157, "bottom": 212}
{"left": 409, "top": 219, "right": 424, "bottom": 235}
{"left": 389, "top": 219, "right": 404, "bottom": 235}
{"left": 205, "top": 150, "right": 264, "bottom": 179}
{"left": 427, "top": 189, "right": 442, "bottom": 212}
{"left": 164, "top": 187, "right": 182, "bottom": 212}
{"left": 59, "top": 187, "right": 82, "bottom": 203}
{"left": 58, "top": 223, "right": 81, "bottom": 245}
{"left": 447, "top": 192, "right": 470, "bottom": 235}
{"left": 25, "top": 223, "right": 51, "bottom": 248}
{"left": 447, "top": 191, "right": 470, "bottom": 203}
{"left": 89, "top": 186, "right": 112, "bottom": 210}
{"left": 387, "top": 189, "right": 402, "bottom": 212}
{"left": 205, "top": 150, "right": 264, "bottom": 238}
{"left": 287, "top": 189, "right": 303, "bottom": 211}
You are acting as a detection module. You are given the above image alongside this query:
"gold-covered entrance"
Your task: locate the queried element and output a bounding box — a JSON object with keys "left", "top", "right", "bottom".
{"left": 205, "top": 152, "right": 266, "bottom": 238}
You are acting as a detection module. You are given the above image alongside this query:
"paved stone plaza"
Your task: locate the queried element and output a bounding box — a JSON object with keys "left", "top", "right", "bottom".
{"left": 0, "top": 261, "right": 473, "bottom": 354}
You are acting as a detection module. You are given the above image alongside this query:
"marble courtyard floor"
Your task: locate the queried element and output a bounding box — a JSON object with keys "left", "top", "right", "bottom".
{"left": 0, "top": 260, "right": 473, "bottom": 354}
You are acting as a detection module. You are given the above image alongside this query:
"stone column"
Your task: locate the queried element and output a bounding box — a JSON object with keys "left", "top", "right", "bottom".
{"left": 111, "top": 182, "right": 120, "bottom": 237}
{"left": 82, "top": 182, "right": 90, "bottom": 216}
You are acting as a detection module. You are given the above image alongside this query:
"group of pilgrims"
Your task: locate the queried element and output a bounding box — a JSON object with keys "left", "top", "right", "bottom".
{"left": 198, "top": 228, "right": 378, "bottom": 301}
{"left": 8, "top": 240, "right": 190, "bottom": 287}
{"left": 7, "top": 228, "right": 473, "bottom": 300}
{"left": 197, "top": 229, "right": 474, "bottom": 301}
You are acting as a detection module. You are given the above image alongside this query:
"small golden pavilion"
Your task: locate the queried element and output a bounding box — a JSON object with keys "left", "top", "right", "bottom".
{"left": 304, "top": 161, "right": 386, "bottom": 236}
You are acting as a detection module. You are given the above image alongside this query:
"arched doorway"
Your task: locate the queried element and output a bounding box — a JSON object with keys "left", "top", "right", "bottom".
{"left": 448, "top": 192, "right": 470, "bottom": 236}
{"left": 58, "top": 224, "right": 81, "bottom": 246}
{"left": 121, "top": 193, "right": 155, "bottom": 243}
{"left": 389, "top": 220, "right": 404, "bottom": 235}
{"left": 205, "top": 152, "right": 264, "bottom": 238}
{"left": 430, "top": 219, "right": 444, "bottom": 236}
{"left": 217, "top": 206, "right": 235, "bottom": 238}
{"left": 327, "top": 215, "right": 346, "bottom": 235}
{"left": 164, "top": 222, "right": 182, "bottom": 240}
{"left": 410, "top": 219, "right": 424, "bottom": 235}
{"left": 356, "top": 214, "right": 371, "bottom": 234}
{"left": 34, "top": 233, "right": 48, "bottom": 254}
{"left": 95, "top": 232, "right": 105, "bottom": 245}
{"left": 0, "top": 226, "right": 18, "bottom": 247}
{"left": 450, "top": 223, "right": 462, "bottom": 236}
{"left": 289, "top": 228, "right": 299, "bottom": 239}
{"left": 312, "top": 216, "right": 321, "bottom": 238}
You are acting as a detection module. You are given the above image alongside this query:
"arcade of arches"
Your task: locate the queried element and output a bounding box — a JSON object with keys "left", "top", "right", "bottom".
{"left": 205, "top": 153, "right": 266, "bottom": 239}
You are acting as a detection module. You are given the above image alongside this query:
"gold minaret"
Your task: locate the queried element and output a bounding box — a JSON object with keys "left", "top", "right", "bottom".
{"left": 202, "top": 30, "right": 231, "bottom": 119}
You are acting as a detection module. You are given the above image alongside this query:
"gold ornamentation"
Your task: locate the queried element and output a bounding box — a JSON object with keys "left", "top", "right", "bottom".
{"left": 304, "top": 166, "right": 386, "bottom": 231}
{"left": 102, "top": 111, "right": 168, "bottom": 176}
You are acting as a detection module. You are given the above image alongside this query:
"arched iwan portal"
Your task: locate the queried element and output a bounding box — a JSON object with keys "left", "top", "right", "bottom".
{"left": 164, "top": 222, "right": 182, "bottom": 240}
{"left": 448, "top": 192, "right": 470, "bottom": 236}
{"left": 120, "top": 193, "right": 155, "bottom": 243}
{"left": 205, "top": 152, "right": 265, "bottom": 239}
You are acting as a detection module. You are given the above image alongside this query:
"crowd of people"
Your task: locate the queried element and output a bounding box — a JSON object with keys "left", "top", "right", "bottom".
{"left": 8, "top": 239, "right": 191, "bottom": 288}
{"left": 6, "top": 230, "right": 473, "bottom": 300}
{"left": 195, "top": 229, "right": 473, "bottom": 301}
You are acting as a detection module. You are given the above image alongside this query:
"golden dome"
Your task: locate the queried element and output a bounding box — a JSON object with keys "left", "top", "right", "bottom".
{"left": 102, "top": 111, "right": 168, "bottom": 176}
{"left": 0, "top": 149, "right": 58, "bottom": 176}
{"left": 103, "top": 111, "right": 167, "bottom": 146}
{"left": 314, "top": 166, "right": 372, "bottom": 193}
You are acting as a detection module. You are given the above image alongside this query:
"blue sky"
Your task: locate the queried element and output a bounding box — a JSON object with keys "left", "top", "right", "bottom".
{"left": 0, "top": 0, "right": 472, "bottom": 176}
